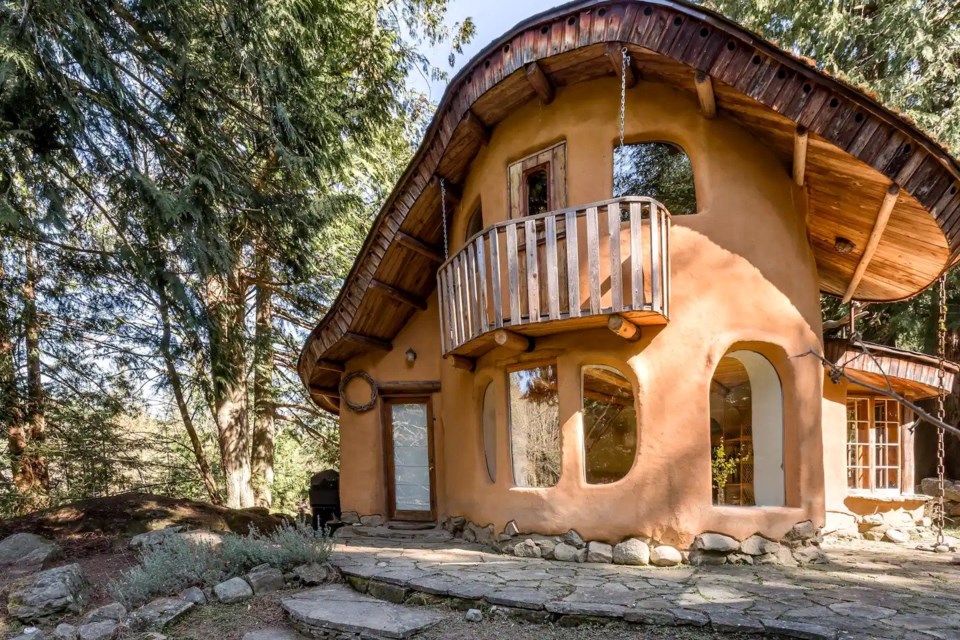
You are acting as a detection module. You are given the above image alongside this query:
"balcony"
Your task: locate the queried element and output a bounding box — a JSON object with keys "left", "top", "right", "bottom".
{"left": 438, "top": 196, "right": 671, "bottom": 359}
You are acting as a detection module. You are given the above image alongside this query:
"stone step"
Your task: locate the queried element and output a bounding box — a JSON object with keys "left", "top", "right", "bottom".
{"left": 281, "top": 585, "right": 445, "bottom": 639}
{"left": 334, "top": 525, "right": 453, "bottom": 543}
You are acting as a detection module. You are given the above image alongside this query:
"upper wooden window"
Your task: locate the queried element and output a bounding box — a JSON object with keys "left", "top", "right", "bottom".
{"left": 847, "top": 397, "right": 901, "bottom": 492}
{"left": 613, "top": 142, "right": 696, "bottom": 214}
{"left": 508, "top": 142, "right": 567, "bottom": 218}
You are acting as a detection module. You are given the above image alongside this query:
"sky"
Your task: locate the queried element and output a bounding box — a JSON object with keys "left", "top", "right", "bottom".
{"left": 414, "top": 0, "right": 560, "bottom": 100}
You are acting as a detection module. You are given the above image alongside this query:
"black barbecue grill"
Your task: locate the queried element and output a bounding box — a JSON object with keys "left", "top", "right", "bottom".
{"left": 309, "top": 469, "right": 340, "bottom": 529}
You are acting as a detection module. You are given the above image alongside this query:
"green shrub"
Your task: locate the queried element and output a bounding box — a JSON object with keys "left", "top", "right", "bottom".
{"left": 108, "top": 521, "right": 332, "bottom": 607}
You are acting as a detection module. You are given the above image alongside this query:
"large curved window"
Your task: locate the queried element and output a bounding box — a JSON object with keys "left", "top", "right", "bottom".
{"left": 709, "top": 351, "right": 783, "bottom": 506}
{"left": 481, "top": 382, "right": 497, "bottom": 483}
{"left": 614, "top": 142, "right": 696, "bottom": 214}
{"left": 465, "top": 205, "right": 484, "bottom": 241}
{"left": 508, "top": 363, "right": 560, "bottom": 487}
{"left": 582, "top": 366, "right": 637, "bottom": 484}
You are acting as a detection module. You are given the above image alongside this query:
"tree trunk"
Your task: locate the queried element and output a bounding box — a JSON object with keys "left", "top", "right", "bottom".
{"left": 0, "top": 248, "right": 27, "bottom": 502}
{"left": 207, "top": 269, "right": 253, "bottom": 509}
{"left": 21, "top": 241, "right": 49, "bottom": 511}
{"left": 156, "top": 279, "right": 224, "bottom": 505}
{"left": 251, "top": 253, "right": 275, "bottom": 509}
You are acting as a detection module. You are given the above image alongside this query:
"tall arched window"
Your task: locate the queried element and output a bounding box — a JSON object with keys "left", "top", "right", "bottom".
{"left": 709, "top": 350, "right": 784, "bottom": 506}
{"left": 465, "top": 205, "right": 484, "bottom": 241}
{"left": 613, "top": 142, "right": 696, "bottom": 214}
{"left": 582, "top": 365, "right": 637, "bottom": 484}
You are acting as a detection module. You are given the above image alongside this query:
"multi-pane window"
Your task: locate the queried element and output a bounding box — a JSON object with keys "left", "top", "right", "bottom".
{"left": 846, "top": 397, "right": 901, "bottom": 492}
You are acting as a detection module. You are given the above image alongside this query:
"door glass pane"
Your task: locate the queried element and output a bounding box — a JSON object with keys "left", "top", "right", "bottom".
{"left": 392, "top": 403, "right": 430, "bottom": 512}
{"left": 509, "top": 364, "right": 560, "bottom": 487}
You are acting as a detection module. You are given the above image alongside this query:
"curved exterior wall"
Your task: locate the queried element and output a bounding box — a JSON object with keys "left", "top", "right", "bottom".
{"left": 338, "top": 76, "right": 825, "bottom": 547}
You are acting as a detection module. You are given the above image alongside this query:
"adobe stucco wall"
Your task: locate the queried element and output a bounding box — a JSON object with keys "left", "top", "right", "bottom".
{"left": 338, "top": 76, "right": 826, "bottom": 547}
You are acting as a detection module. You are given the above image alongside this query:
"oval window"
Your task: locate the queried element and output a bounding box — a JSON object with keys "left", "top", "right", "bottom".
{"left": 482, "top": 382, "right": 496, "bottom": 483}
{"left": 582, "top": 366, "right": 637, "bottom": 484}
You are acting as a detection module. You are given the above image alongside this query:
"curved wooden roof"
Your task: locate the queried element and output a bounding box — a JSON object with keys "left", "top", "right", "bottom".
{"left": 825, "top": 339, "right": 958, "bottom": 400}
{"left": 299, "top": 0, "right": 960, "bottom": 403}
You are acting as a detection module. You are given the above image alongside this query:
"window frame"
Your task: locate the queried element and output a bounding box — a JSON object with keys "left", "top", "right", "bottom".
{"left": 846, "top": 395, "right": 903, "bottom": 495}
{"left": 522, "top": 163, "right": 551, "bottom": 217}
{"left": 580, "top": 364, "right": 638, "bottom": 486}
{"left": 507, "top": 142, "right": 567, "bottom": 219}
{"left": 464, "top": 204, "right": 484, "bottom": 242}
{"left": 506, "top": 358, "right": 561, "bottom": 489}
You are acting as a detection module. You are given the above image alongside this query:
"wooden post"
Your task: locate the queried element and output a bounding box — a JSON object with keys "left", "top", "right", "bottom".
{"left": 695, "top": 71, "right": 716, "bottom": 119}
{"left": 315, "top": 359, "right": 345, "bottom": 373}
{"left": 842, "top": 184, "right": 900, "bottom": 303}
{"left": 608, "top": 314, "right": 641, "bottom": 341}
{"left": 493, "top": 329, "right": 532, "bottom": 352}
{"left": 462, "top": 109, "right": 490, "bottom": 146}
{"left": 371, "top": 279, "right": 428, "bottom": 311}
{"left": 793, "top": 126, "right": 809, "bottom": 186}
{"left": 449, "top": 355, "right": 476, "bottom": 372}
{"left": 524, "top": 62, "right": 555, "bottom": 104}
{"left": 397, "top": 231, "right": 443, "bottom": 263}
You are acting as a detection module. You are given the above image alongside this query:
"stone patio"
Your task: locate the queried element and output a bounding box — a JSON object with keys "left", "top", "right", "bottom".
{"left": 330, "top": 535, "right": 960, "bottom": 640}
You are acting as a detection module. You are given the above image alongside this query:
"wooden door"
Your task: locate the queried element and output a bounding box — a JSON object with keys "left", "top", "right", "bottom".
{"left": 383, "top": 398, "right": 436, "bottom": 521}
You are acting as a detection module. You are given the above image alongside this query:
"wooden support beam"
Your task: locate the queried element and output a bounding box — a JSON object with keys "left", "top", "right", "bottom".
{"left": 695, "top": 71, "right": 716, "bottom": 119}
{"left": 370, "top": 279, "right": 428, "bottom": 311}
{"left": 524, "top": 62, "right": 555, "bottom": 104}
{"left": 344, "top": 331, "right": 393, "bottom": 352}
{"left": 378, "top": 380, "right": 441, "bottom": 395}
{"left": 493, "top": 329, "right": 532, "bottom": 352}
{"left": 309, "top": 386, "right": 340, "bottom": 399}
{"left": 315, "top": 359, "right": 345, "bottom": 373}
{"left": 793, "top": 126, "right": 809, "bottom": 186}
{"left": 842, "top": 184, "right": 901, "bottom": 303}
{"left": 462, "top": 109, "right": 490, "bottom": 146}
{"left": 608, "top": 314, "right": 641, "bottom": 341}
{"left": 449, "top": 355, "right": 476, "bottom": 372}
{"left": 605, "top": 43, "right": 637, "bottom": 88}
{"left": 397, "top": 231, "right": 443, "bottom": 263}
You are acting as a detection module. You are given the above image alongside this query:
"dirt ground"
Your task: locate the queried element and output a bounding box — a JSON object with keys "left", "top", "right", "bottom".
{"left": 168, "top": 593, "right": 772, "bottom": 640}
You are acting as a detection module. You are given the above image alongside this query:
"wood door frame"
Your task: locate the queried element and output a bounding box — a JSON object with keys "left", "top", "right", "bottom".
{"left": 381, "top": 395, "right": 437, "bottom": 522}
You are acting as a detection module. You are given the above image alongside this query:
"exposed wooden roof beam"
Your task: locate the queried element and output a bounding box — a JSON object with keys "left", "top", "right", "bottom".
{"left": 793, "top": 126, "right": 809, "bottom": 186}
{"left": 378, "top": 380, "right": 441, "bottom": 395}
{"left": 309, "top": 386, "right": 340, "bottom": 400}
{"left": 449, "top": 355, "right": 476, "bottom": 372}
{"left": 462, "top": 109, "right": 490, "bottom": 146}
{"left": 524, "top": 62, "right": 555, "bottom": 104}
{"left": 842, "top": 184, "right": 901, "bottom": 303}
{"left": 370, "top": 279, "right": 428, "bottom": 311}
{"left": 433, "top": 175, "right": 462, "bottom": 210}
{"left": 605, "top": 43, "right": 636, "bottom": 88}
{"left": 397, "top": 231, "right": 443, "bottom": 263}
{"left": 344, "top": 331, "right": 393, "bottom": 352}
{"left": 695, "top": 71, "right": 716, "bottom": 119}
{"left": 608, "top": 314, "right": 641, "bottom": 341}
{"left": 493, "top": 329, "right": 532, "bottom": 352}
{"left": 315, "top": 359, "right": 345, "bottom": 373}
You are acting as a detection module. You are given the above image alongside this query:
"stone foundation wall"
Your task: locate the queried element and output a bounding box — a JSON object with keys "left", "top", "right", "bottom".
{"left": 441, "top": 516, "right": 825, "bottom": 567}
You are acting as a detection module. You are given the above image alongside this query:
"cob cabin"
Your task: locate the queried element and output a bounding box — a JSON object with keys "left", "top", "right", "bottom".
{"left": 298, "top": 0, "right": 960, "bottom": 558}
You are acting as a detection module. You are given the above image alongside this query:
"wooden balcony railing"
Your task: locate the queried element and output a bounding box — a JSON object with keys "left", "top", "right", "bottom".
{"left": 438, "top": 196, "right": 671, "bottom": 358}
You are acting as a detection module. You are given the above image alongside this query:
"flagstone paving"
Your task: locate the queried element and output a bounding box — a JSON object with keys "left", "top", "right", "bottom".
{"left": 330, "top": 536, "right": 960, "bottom": 640}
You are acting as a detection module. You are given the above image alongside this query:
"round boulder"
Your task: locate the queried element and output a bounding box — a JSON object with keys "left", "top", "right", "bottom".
{"left": 612, "top": 539, "right": 650, "bottom": 566}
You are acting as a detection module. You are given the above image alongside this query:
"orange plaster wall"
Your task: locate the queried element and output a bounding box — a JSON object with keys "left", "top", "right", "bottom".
{"left": 337, "top": 77, "right": 826, "bottom": 546}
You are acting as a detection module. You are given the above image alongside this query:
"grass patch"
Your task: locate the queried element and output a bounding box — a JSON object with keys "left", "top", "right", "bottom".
{"left": 108, "top": 521, "right": 331, "bottom": 608}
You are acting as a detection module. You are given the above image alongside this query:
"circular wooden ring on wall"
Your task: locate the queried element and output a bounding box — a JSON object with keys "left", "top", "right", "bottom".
{"left": 340, "top": 370, "right": 378, "bottom": 413}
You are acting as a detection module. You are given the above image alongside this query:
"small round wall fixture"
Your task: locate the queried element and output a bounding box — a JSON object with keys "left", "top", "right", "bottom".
{"left": 834, "top": 236, "right": 855, "bottom": 254}
{"left": 339, "top": 370, "right": 378, "bottom": 413}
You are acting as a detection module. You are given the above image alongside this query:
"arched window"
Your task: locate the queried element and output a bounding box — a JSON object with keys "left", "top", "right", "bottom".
{"left": 613, "top": 142, "right": 696, "bottom": 214}
{"left": 465, "top": 205, "right": 484, "bottom": 241}
{"left": 709, "top": 350, "right": 783, "bottom": 506}
{"left": 481, "top": 382, "right": 497, "bottom": 483}
{"left": 582, "top": 365, "right": 637, "bottom": 484}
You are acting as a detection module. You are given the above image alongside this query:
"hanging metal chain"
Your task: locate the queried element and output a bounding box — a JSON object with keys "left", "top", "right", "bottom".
{"left": 935, "top": 274, "right": 948, "bottom": 546}
{"left": 618, "top": 46, "right": 630, "bottom": 152}
{"left": 440, "top": 178, "right": 449, "bottom": 260}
